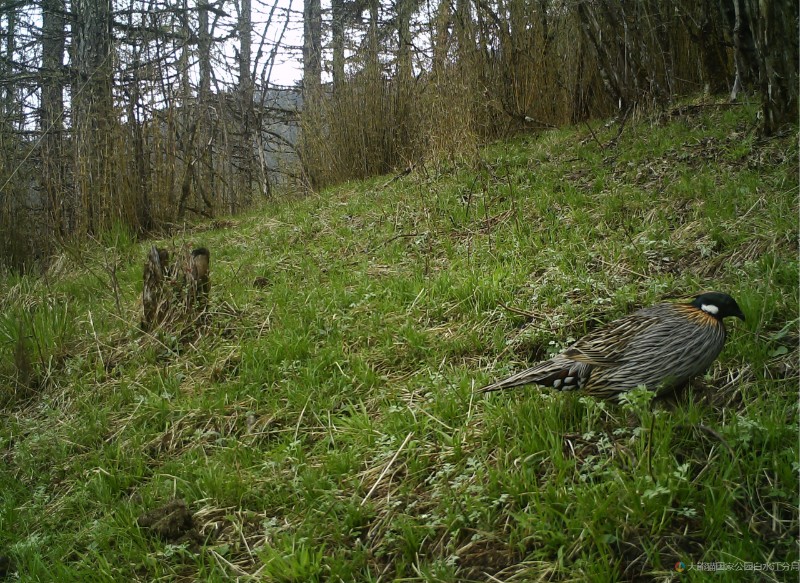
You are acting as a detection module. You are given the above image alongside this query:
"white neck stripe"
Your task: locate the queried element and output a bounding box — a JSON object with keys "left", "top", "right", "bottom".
{"left": 701, "top": 303, "right": 719, "bottom": 315}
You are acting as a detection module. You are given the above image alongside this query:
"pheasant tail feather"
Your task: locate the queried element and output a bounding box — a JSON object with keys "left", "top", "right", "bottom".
{"left": 478, "top": 359, "right": 581, "bottom": 393}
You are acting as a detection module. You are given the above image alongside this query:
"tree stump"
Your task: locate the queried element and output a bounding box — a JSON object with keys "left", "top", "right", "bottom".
{"left": 142, "top": 246, "right": 170, "bottom": 331}
{"left": 188, "top": 247, "right": 210, "bottom": 315}
{"left": 141, "top": 245, "right": 211, "bottom": 332}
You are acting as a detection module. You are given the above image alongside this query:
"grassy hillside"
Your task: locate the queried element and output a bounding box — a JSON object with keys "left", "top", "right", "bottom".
{"left": 1, "top": 99, "right": 797, "bottom": 582}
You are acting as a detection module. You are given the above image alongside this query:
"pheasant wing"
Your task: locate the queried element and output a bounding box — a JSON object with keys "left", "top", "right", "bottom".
{"left": 479, "top": 306, "right": 666, "bottom": 394}
{"left": 562, "top": 311, "right": 662, "bottom": 366}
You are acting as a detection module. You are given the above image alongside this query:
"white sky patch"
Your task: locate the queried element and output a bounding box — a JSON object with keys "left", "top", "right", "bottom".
{"left": 251, "top": 0, "right": 304, "bottom": 86}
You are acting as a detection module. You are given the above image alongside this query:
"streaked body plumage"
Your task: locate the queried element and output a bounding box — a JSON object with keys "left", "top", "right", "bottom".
{"left": 479, "top": 292, "right": 744, "bottom": 400}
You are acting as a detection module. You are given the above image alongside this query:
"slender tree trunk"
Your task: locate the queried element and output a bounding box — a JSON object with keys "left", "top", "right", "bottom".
{"left": 73, "top": 0, "right": 114, "bottom": 234}
{"left": 198, "top": 0, "right": 211, "bottom": 99}
{"left": 367, "top": 0, "right": 380, "bottom": 78}
{"left": 3, "top": 5, "right": 16, "bottom": 123}
{"left": 41, "top": 0, "right": 67, "bottom": 240}
{"left": 301, "top": 0, "right": 322, "bottom": 189}
{"left": 742, "top": 0, "right": 799, "bottom": 134}
{"left": 239, "top": 0, "right": 252, "bottom": 100}
{"left": 729, "top": 0, "right": 759, "bottom": 99}
{"left": 397, "top": 0, "right": 412, "bottom": 83}
{"left": 177, "top": 0, "right": 193, "bottom": 221}
{"left": 331, "top": 0, "right": 345, "bottom": 90}
{"left": 303, "top": 0, "right": 322, "bottom": 95}
{"left": 129, "top": 51, "right": 152, "bottom": 232}
{"left": 395, "top": 0, "right": 414, "bottom": 156}
{"left": 198, "top": 0, "right": 215, "bottom": 214}
{"left": 239, "top": 0, "right": 254, "bottom": 201}
{"left": 432, "top": 0, "right": 451, "bottom": 75}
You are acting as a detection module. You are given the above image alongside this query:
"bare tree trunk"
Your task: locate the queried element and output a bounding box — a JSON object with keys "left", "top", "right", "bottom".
{"left": 432, "top": 0, "right": 451, "bottom": 75}
{"left": 367, "top": 0, "right": 380, "bottom": 78}
{"left": 198, "top": 0, "right": 215, "bottom": 215}
{"left": 198, "top": 0, "right": 211, "bottom": 100}
{"left": 129, "top": 53, "right": 152, "bottom": 232}
{"left": 239, "top": 0, "right": 252, "bottom": 101}
{"left": 177, "top": 0, "right": 194, "bottom": 222}
{"left": 301, "top": 0, "right": 322, "bottom": 189}
{"left": 73, "top": 0, "right": 114, "bottom": 234}
{"left": 728, "top": 0, "right": 759, "bottom": 99}
{"left": 741, "top": 0, "right": 799, "bottom": 134}
{"left": 41, "top": 0, "right": 67, "bottom": 240}
{"left": 123, "top": 0, "right": 152, "bottom": 233}
{"left": 395, "top": 0, "right": 414, "bottom": 156}
{"left": 3, "top": 5, "right": 16, "bottom": 122}
{"left": 331, "top": 0, "right": 345, "bottom": 89}
{"left": 303, "top": 0, "right": 322, "bottom": 95}
{"left": 397, "top": 0, "right": 413, "bottom": 83}
{"left": 239, "top": 0, "right": 254, "bottom": 201}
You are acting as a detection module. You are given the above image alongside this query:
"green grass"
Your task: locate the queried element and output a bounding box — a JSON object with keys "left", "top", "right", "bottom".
{"left": 1, "top": 99, "right": 797, "bottom": 581}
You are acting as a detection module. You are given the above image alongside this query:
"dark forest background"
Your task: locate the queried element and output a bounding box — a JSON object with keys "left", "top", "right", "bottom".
{"left": 0, "top": 0, "right": 796, "bottom": 271}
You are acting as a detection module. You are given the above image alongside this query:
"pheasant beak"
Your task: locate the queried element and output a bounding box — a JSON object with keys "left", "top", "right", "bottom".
{"left": 733, "top": 308, "right": 746, "bottom": 322}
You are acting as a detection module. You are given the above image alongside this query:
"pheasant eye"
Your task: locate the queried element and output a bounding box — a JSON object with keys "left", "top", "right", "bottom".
{"left": 700, "top": 303, "right": 719, "bottom": 315}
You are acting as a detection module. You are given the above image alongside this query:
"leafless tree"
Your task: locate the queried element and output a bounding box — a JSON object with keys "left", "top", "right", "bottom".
{"left": 72, "top": 0, "right": 115, "bottom": 234}
{"left": 41, "top": 0, "right": 68, "bottom": 240}
{"left": 0, "top": 0, "right": 795, "bottom": 269}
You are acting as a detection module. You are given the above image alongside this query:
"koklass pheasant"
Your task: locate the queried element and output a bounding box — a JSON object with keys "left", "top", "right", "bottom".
{"left": 479, "top": 292, "right": 745, "bottom": 401}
